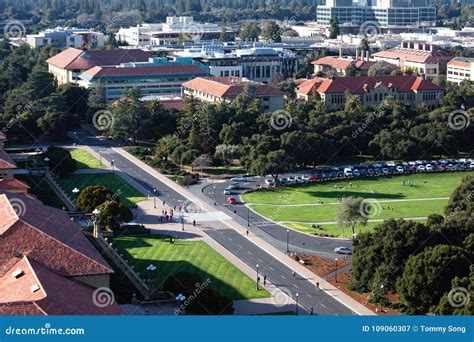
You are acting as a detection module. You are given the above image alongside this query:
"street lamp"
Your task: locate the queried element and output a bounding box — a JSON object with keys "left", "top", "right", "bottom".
{"left": 146, "top": 264, "right": 157, "bottom": 297}
{"left": 92, "top": 208, "right": 101, "bottom": 238}
{"left": 379, "top": 284, "right": 384, "bottom": 313}
{"left": 286, "top": 229, "right": 290, "bottom": 253}
{"left": 213, "top": 185, "right": 216, "bottom": 205}
{"left": 72, "top": 187, "right": 80, "bottom": 195}
{"left": 99, "top": 150, "right": 102, "bottom": 165}
{"left": 335, "top": 257, "right": 338, "bottom": 283}
{"left": 181, "top": 216, "right": 184, "bottom": 231}
{"left": 153, "top": 187, "right": 157, "bottom": 209}
{"left": 256, "top": 264, "right": 259, "bottom": 290}
{"left": 247, "top": 206, "right": 250, "bottom": 227}
{"left": 43, "top": 157, "right": 50, "bottom": 163}
{"left": 111, "top": 159, "right": 115, "bottom": 173}
{"left": 295, "top": 293, "right": 299, "bottom": 315}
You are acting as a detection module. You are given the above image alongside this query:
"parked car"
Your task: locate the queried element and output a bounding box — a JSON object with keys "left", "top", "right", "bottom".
{"left": 417, "top": 165, "right": 426, "bottom": 172}
{"left": 425, "top": 164, "right": 433, "bottom": 171}
{"left": 386, "top": 161, "right": 396, "bottom": 167}
{"left": 309, "top": 174, "right": 317, "bottom": 181}
{"left": 334, "top": 247, "right": 352, "bottom": 255}
{"left": 396, "top": 166, "right": 404, "bottom": 173}
{"left": 264, "top": 178, "right": 275, "bottom": 186}
{"left": 223, "top": 188, "right": 232, "bottom": 195}
{"left": 226, "top": 197, "right": 236, "bottom": 205}
{"left": 344, "top": 168, "right": 353, "bottom": 176}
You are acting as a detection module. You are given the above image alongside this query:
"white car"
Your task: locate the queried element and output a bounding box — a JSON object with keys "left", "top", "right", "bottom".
{"left": 396, "top": 166, "right": 404, "bottom": 173}
{"left": 408, "top": 161, "right": 416, "bottom": 166}
{"left": 417, "top": 165, "right": 426, "bottom": 172}
{"left": 288, "top": 176, "right": 296, "bottom": 183}
{"left": 264, "top": 179, "right": 274, "bottom": 186}
{"left": 223, "top": 188, "right": 232, "bottom": 195}
{"left": 386, "top": 161, "right": 396, "bottom": 167}
{"left": 344, "top": 168, "right": 353, "bottom": 176}
{"left": 470, "top": 163, "right": 474, "bottom": 169}
{"left": 334, "top": 247, "right": 352, "bottom": 255}
{"left": 425, "top": 164, "right": 433, "bottom": 171}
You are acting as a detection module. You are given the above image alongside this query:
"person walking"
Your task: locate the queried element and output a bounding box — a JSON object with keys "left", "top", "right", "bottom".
{"left": 292, "top": 271, "right": 296, "bottom": 278}
{"left": 246, "top": 230, "right": 249, "bottom": 236}
{"left": 263, "top": 275, "right": 267, "bottom": 286}
{"left": 193, "top": 220, "right": 196, "bottom": 227}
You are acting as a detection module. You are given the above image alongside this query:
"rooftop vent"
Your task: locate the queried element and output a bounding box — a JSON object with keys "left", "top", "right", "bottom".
{"left": 30, "top": 284, "right": 40, "bottom": 293}
{"left": 11, "top": 269, "right": 24, "bottom": 278}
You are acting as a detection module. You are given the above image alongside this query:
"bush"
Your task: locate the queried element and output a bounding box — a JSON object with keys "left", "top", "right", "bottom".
{"left": 76, "top": 185, "right": 116, "bottom": 212}
{"left": 97, "top": 200, "right": 133, "bottom": 230}
{"left": 45, "top": 146, "right": 77, "bottom": 177}
{"left": 178, "top": 174, "right": 199, "bottom": 186}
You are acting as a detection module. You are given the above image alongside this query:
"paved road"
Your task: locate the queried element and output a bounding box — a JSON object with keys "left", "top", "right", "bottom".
{"left": 65, "top": 128, "right": 356, "bottom": 315}
{"left": 199, "top": 178, "right": 352, "bottom": 257}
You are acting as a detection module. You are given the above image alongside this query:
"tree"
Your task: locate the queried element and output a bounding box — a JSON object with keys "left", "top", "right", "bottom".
{"left": 328, "top": 16, "right": 340, "bottom": 39}
{"left": 156, "top": 135, "right": 182, "bottom": 161}
{"left": 345, "top": 63, "right": 358, "bottom": 76}
{"left": 368, "top": 62, "right": 393, "bottom": 76}
{"left": 434, "top": 265, "right": 474, "bottom": 315}
{"left": 359, "top": 37, "right": 370, "bottom": 53}
{"left": 219, "top": 26, "right": 229, "bottom": 43}
{"left": 239, "top": 22, "right": 260, "bottom": 41}
{"left": 262, "top": 20, "right": 282, "bottom": 42}
{"left": 445, "top": 175, "right": 474, "bottom": 217}
{"left": 336, "top": 197, "right": 367, "bottom": 237}
{"left": 44, "top": 146, "right": 77, "bottom": 177}
{"left": 76, "top": 185, "right": 115, "bottom": 212}
{"left": 109, "top": 88, "right": 151, "bottom": 143}
{"left": 97, "top": 200, "right": 133, "bottom": 230}
{"left": 396, "top": 245, "right": 470, "bottom": 313}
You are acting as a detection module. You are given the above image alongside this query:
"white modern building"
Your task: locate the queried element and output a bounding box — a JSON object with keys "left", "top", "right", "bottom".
{"left": 172, "top": 45, "right": 301, "bottom": 83}
{"left": 447, "top": 57, "right": 474, "bottom": 84}
{"left": 317, "top": 0, "right": 436, "bottom": 30}
{"left": 116, "top": 16, "right": 236, "bottom": 46}
{"left": 26, "top": 27, "right": 106, "bottom": 48}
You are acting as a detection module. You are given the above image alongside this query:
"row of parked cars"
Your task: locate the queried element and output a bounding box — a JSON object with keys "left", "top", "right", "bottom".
{"left": 264, "top": 158, "right": 474, "bottom": 186}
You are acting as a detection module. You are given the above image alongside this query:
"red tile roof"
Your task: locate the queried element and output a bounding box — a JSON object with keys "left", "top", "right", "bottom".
{"left": 0, "top": 257, "right": 122, "bottom": 315}
{"left": 0, "top": 132, "right": 7, "bottom": 141}
{"left": 82, "top": 64, "right": 207, "bottom": 78}
{"left": 296, "top": 77, "right": 328, "bottom": 96}
{"left": 159, "top": 99, "right": 185, "bottom": 110}
{"left": 312, "top": 56, "right": 353, "bottom": 70}
{"left": 46, "top": 48, "right": 152, "bottom": 71}
{"left": 0, "top": 193, "right": 113, "bottom": 278}
{"left": 448, "top": 57, "right": 474, "bottom": 69}
{"left": 373, "top": 46, "right": 453, "bottom": 64}
{"left": 0, "top": 149, "right": 16, "bottom": 169}
{"left": 0, "top": 179, "right": 29, "bottom": 192}
{"left": 297, "top": 75, "right": 441, "bottom": 95}
{"left": 183, "top": 77, "right": 284, "bottom": 98}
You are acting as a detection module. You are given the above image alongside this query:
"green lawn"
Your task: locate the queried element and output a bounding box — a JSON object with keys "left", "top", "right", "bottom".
{"left": 243, "top": 172, "right": 472, "bottom": 237}
{"left": 69, "top": 148, "right": 106, "bottom": 169}
{"left": 111, "top": 235, "right": 270, "bottom": 301}
{"left": 57, "top": 173, "right": 146, "bottom": 206}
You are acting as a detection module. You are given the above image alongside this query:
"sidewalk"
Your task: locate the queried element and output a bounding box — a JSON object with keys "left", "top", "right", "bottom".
{"left": 114, "top": 147, "right": 375, "bottom": 316}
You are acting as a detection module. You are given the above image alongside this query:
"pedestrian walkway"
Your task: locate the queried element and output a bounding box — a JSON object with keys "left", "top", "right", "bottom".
{"left": 114, "top": 147, "right": 375, "bottom": 316}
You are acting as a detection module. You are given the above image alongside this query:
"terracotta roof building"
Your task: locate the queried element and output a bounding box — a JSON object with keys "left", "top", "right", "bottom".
{"left": 296, "top": 75, "right": 443, "bottom": 110}
{"left": 0, "top": 193, "right": 120, "bottom": 315}
{"left": 46, "top": 47, "right": 152, "bottom": 84}
{"left": 182, "top": 76, "right": 285, "bottom": 112}
{"left": 312, "top": 53, "right": 398, "bottom": 76}
{"left": 78, "top": 58, "right": 209, "bottom": 102}
{"left": 447, "top": 57, "right": 474, "bottom": 84}
{"left": 372, "top": 42, "right": 453, "bottom": 77}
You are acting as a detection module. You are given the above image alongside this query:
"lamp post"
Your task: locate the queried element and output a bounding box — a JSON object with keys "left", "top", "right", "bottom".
{"left": 256, "top": 264, "right": 259, "bottom": 290}
{"left": 379, "top": 284, "right": 384, "bottom": 313}
{"left": 213, "top": 185, "right": 216, "bottom": 205}
{"left": 92, "top": 208, "right": 101, "bottom": 238}
{"left": 286, "top": 229, "right": 290, "bottom": 253}
{"left": 247, "top": 206, "right": 250, "bottom": 227}
{"left": 99, "top": 150, "right": 102, "bottom": 165}
{"left": 181, "top": 216, "right": 184, "bottom": 231}
{"left": 146, "top": 264, "right": 157, "bottom": 297}
{"left": 153, "top": 187, "right": 157, "bottom": 209}
{"left": 43, "top": 157, "right": 50, "bottom": 163}
{"left": 295, "top": 293, "right": 299, "bottom": 315}
{"left": 111, "top": 159, "right": 115, "bottom": 173}
{"left": 176, "top": 293, "right": 186, "bottom": 314}
{"left": 335, "top": 257, "right": 338, "bottom": 283}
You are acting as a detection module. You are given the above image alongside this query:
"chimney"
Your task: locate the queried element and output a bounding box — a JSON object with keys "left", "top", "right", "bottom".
{"left": 339, "top": 46, "right": 342, "bottom": 58}
{"left": 365, "top": 50, "right": 369, "bottom": 62}
{"left": 355, "top": 49, "right": 359, "bottom": 61}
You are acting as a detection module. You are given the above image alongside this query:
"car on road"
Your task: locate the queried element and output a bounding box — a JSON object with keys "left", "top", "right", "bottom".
{"left": 231, "top": 177, "right": 246, "bottom": 182}
{"left": 334, "top": 247, "right": 352, "bottom": 255}
{"left": 264, "top": 178, "right": 275, "bottom": 186}
{"left": 226, "top": 197, "right": 236, "bottom": 205}
{"left": 223, "top": 188, "right": 232, "bottom": 195}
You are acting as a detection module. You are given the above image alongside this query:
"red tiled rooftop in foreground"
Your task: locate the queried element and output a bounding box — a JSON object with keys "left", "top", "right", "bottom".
{"left": 0, "top": 178, "right": 29, "bottom": 192}
{"left": 0, "top": 132, "right": 7, "bottom": 141}
{"left": 183, "top": 76, "right": 284, "bottom": 97}
{"left": 46, "top": 47, "right": 152, "bottom": 70}
{"left": 0, "top": 257, "right": 122, "bottom": 315}
{"left": 0, "top": 193, "right": 113, "bottom": 278}
{"left": 0, "top": 149, "right": 16, "bottom": 169}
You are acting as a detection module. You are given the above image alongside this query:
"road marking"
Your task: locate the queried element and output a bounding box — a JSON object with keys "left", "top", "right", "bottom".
{"left": 269, "top": 267, "right": 274, "bottom": 271}
{"left": 320, "top": 303, "right": 327, "bottom": 308}
{"left": 258, "top": 259, "right": 263, "bottom": 263}
{"left": 237, "top": 244, "right": 243, "bottom": 248}
{"left": 228, "top": 238, "right": 232, "bottom": 241}
{"left": 248, "top": 251, "right": 252, "bottom": 255}
{"left": 306, "top": 294, "right": 312, "bottom": 298}
{"left": 294, "top": 284, "right": 298, "bottom": 288}
{"left": 281, "top": 275, "right": 286, "bottom": 279}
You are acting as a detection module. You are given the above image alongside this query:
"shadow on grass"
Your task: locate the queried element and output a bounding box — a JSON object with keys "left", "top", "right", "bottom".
{"left": 304, "top": 190, "right": 405, "bottom": 200}
{"left": 110, "top": 235, "right": 258, "bottom": 301}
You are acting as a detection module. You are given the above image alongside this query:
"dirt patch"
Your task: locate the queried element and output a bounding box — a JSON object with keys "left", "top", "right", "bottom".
{"left": 327, "top": 272, "right": 400, "bottom": 316}
{"left": 298, "top": 254, "right": 350, "bottom": 278}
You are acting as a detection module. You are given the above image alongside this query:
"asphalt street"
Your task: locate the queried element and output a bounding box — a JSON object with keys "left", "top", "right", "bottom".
{"left": 65, "top": 128, "right": 356, "bottom": 315}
